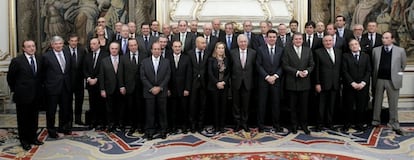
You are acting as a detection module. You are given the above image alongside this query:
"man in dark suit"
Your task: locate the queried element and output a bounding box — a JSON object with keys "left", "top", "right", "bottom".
{"left": 166, "top": 41, "right": 192, "bottom": 133}
{"left": 137, "top": 22, "right": 159, "bottom": 56}
{"left": 230, "top": 35, "right": 256, "bottom": 132}
{"left": 220, "top": 22, "right": 239, "bottom": 56}
{"left": 352, "top": 24, "right": 364, "bottom": 42}
{"left": 65, "top": 34, "right": 86, "bottom": 125}
{"left": 128, "top": 22, "right": 138, "bottom": 39}
{"left": 159, "top": 36, "right": 173, "bottom": 58}
{"left": 141, "top": 42, "right": 171, "bottom": 140}
{"left": 342, "top": 39, "right": 371, "bottom": 131}
{"left": 122, "top": 38, "right": 148, "bottom": 134}
{"left": 335, "top": 15, "right": 353, "bottom": 43}
{"left": 256, "top": 30, "right": 284, "bottom": 132}
{"left": 211, "top": 18, "right": 225, "bottom": 39}
{"left": 172, "top": 20, "right": 196, "bottom": 54}
{"left": 360, "top": 21, "right": 383, "bottom": 57}
{"left": 188, "top": 37, "right": 210, "bottom": 133}
{"left": 162, "top": 24, "right": 174, "bottom": 47}
{"left": 99, "top": 42, "right": 126, "bottom": 132}
{"left": 7, "top": 40, "right": 44, "bottom": 150}
{"left": 112, "top": 22, "right": 123, "bottom": 42}
{"left": 288, "top": 20, "right": 300, "bottom": 37}
{"left": 252, "top": 21, "right": 271, "bottom": 51}
{"left": 277, "top": 23, "right": 292, "bottom": 48}
{"left": 314, "top": 35, "right": 342, "bottom": 131}
{"left": 282, "top": 33, "right": 314, "bottom": 134}
{"left": 83, "top": 38, "right": 109, "bottom": 129}
{"left": 151, "top": 20, "right": 162, "bottom": 37}
{"left": 42, "top": 36, "right": 72, "bottom": 138}
{"left": 303, "top": 21, "right": 323, "bottom": 52}
{"left": 315, "top": 22, "right": 326, "bottom": 38}
{"left": 189, "top": 20, "right": 200, "bottom": 37}
{"left": 116, "top": 25, "right": 130, "bottom": 56}
{"left": 242, "top": 20, "right": 257, "bottom": 48}
{"left": 200, "top": 23, "right": 218, "bottom": 54}
{"left": 326, "top": 23, "right": 346, "bottom": 53}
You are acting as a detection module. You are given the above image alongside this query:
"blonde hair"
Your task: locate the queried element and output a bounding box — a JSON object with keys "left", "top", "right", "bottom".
{"left": 212, "top": 42, "right": 226, "bottom": 59}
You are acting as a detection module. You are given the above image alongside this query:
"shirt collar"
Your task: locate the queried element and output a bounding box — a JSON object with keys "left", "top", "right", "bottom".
{"left": 152, "top": 56, "right": 160, "bottom": 61}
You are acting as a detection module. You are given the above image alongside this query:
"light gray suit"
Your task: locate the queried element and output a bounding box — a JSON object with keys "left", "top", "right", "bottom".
{"left": 372, "top": 45, "right": 407, "bottom": 129}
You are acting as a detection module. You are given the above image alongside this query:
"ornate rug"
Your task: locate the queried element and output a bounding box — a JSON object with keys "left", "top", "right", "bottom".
{"left": 1, "top": 125, "right": 414, "bottom": 160}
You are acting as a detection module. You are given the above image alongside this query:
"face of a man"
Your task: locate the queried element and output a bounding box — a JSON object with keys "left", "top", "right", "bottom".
{"left": 335, "top": 17, "right": 346, "bottom": 28}
{"left": 90, "top": 39, "right": 100, "bottom": 52}
{"left": 349, "top": 40, "right": 360, "bottom": 52}
{"left": 190, "top": 21, "right": 198, "bottom": 32}
{"left": 51, "top": 40, "right": 64, "bottom": 52}
{"left": 326, "top": 24, "right": 336, "bottom": 36}
{"left": 225, "top": 24, "right": 234, "bottom": 35}
{"left": 316, "top": 22, "right": 325, "bottom": 33}
{"left": 323, "top": 35, "right": 334, "bottom": 48}
{"left": 172, "top": 41, "right": 182, "bottom": 54}
{"left": 382, "top": 32, "right": 393, "bottom": 45}
{"left": 178, "top": 21, "right": 188, "bottom": 33}
{"left": 260, "top": 22, "right": 269, "bottom": 34}
{"left": 23, "top": 40, "right": 36, "bottom": 55}
{"left": 292, "top": 34, "right": 303, "bottom": 47}
{"left": 290, "top": 23, "right": 298, "bottom": 32}
{"left": 128, "top": 22, "right": 136, "bottom": 33}
{"left": 162, "top": 25, "right": 171, "bottom": 35}
{"left": 305, "top": 25, "right": 314, "bottom": 35}
{"left": 97, "top": 18, "right": 106, "bottom": 27}
{"left": 353, "top": 26, "right": 363, "bottom": 37}
{"left": 278, "top": 25, "right": 287, "bottom": 36}
{"left": 243, "top": 21, "right": 253, "bottom": 33}
{"left": 367, "top": 22, "right": 377, "bottom": 33}
{"left": 158, "top": 37, "right": 168, "bottom": 49}
{"left": 151, "top": 43, "right": 162, "bottom": 58}
{"left": 128, "top": 39, "right": 138, "bottom": 53}
{"left": 267, "top": 32, "right": 277, "bottom": 46}
{"left": 212, "top": 19, "right": 221, "bottom": 30}
{"left": 109, "top": 43, "right": 120, "bottom": 56}
{"left": 238, "top": 36, "right": 248, "bottom": 50}
{"left": 203, "top": 24, "right": 213, "bottom": 36}
{"left": 171, "top": 24, "right": 179, "bottom": 34}
{"left": 115, "top": 22, "right": 123, "bottom": 33}
{"left": 121, "top": 26, "right": 130, "bottom": 38}
{"left": 196, "top": 37, "right": 207, "bottom": 50}
{"left": 68, "top": 36, "right": 79, "bottom": 48}
{"left": 151, "top": 21, "right": 159, "bottom": 32}
{"left": 141, "top": 24, "right": 150, "bottom": 36}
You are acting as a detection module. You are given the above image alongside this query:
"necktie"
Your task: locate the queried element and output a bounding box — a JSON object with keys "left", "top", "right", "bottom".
{"left": 113, "top": 57, "right": 118, "bottom": 73}
{"left": 93, "top": 52, "right": 97, "bottom": 69}
{"left": 162, "top": 50, "right": 165, "bottom": 58}
{"left": 247, "top": 32, "right": 251, "bottom": 41}
{"left": 281, "top": 36, "right": 286, "bottom": 46}
{"left": 197, "top": 51, "right": 202, "bottom": 64}
{"left": 132, "top": 53, "right": 137, "bottom": 65}
{"left": 370, "top": 33, "right": 374, "bottom": 47}
{"left": 154, "top": 59, "right": 159, "bottom": 76}
{"left": 117, "top": 34, "right": 121, "bottom": 40}
{"left": 328, "top": 49, "right": 335, "bottom": 63}
{"left": 354, "top": 54, "right": 359, "bottom": 61}
{"left": 318, "top": 33, "right": 323, "bottom": 38}
{"left": 214, "top": 30, "right": 218, "bottom": 37}
{"left": 180, "top": 33, "right": 186, "bottom": 50}
{"left": 385, "top": 47, "right": 390, "bottom": 53}
{"left": 339, "top": 29, "right": 344, "bottom": 38}
{"left": 206, "top": 36, "right": 209, "bottom": 46}
{"left": 270, "top": 47, "right": 274, "bottom": 64}
{"left": 57, "top": 52, "right": 66, "bottom": 73}
{"left": 296, "top": 47, "right": 301, "bottom": 59}
{"left": 144, "top": 36, "right": 149, "bottom": 49}
{"left": 227, "top": 36, "right": 232, "bottom": 50}
{"left": 307, "top": 36, "right": 311, "bottom": 47}
{"left": 72, "top": 48, "right": 77, "bottom": 65}
{"left": 122, "top": 39, "right": 127, "bottom": 54}
{"left": 174, "top": 55, "right": 179, "bottom": 68}
{"left": 30, "top": 56, "right": 36, "bottom": 75}
{"left": 241, "top": 51, "right": 246, "bottom": 68}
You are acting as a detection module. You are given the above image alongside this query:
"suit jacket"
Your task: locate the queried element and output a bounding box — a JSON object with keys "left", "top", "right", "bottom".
{"left": 252, "top": 34, "right": 267, "bottom": 51}
{"left": 166, "top": 53, "right": 192, "bottom": 97}
{"left": 99, "top": 56, "right": 125, "bottom": 95}
{"left": 360, "top": 33, "right": 382, "bottom": 55}
{"left": 207, "top": 57, "right": 230, "bottom": 91}
{"left": 230, "top": 48, "right": 257, "bottom": 90}
{"left": 277, "top": 35, "right": 292, "bottom": 48}
{"left": 172, "top": 32, "right": 196, "bottom": 54}
{"left": 342, "top": 52, "right": 371, "bottom": 89}
{"left": 115, "top": 38, "right": 131, "bottom": 56}
{"left": 314, "top": 48, "right": 342, "bottom": 90}
{"left": 83, "top": 50, "right": 110, "bottom": 88}
{"left": 65, "top": 45, "right": 86, "bottom": 91}
{"left": 282, "top": 45, "right": 315, "bottom": 91}
{"left": 42, "top": 50, "right": 72, "bottom": 95}
{"left": 213, "top": 29, "right": 226, "bottom": 40}
{"left": 189, "top": 49, "right": 210, "bottom": 88}
{"left": 256, "top": 45, "right": 284, "bottom": 87}
{"left": 220, "top": 34, "right": 239, "bottom": 56}
{"left": 121, "top": 51, "right": 148, "bottom": 94}
{"left": 161, "top": 47, "right": 173, "bottom": 59}
{"left": 198, "top": 34, "right": 218, "bottom": 54}
{"left": 137, "top": 35, "right": 159, "bottom": 55}
{"left": 140, "top": 57, "right": 171, "bottom": 98}
{"left": 7, "top": 54, "right": 43, "bottom": 104}
{"left": 333, "top": 35, "right": 346, "bottom": 52}
{"left": 372, "top": 46, "right": 407, "bottom": 89}
{"left": 336, "top": 28, "right": 353, "bottom": 43}
{"left": 303, "top": 34, "right": 323, "bottom": 51}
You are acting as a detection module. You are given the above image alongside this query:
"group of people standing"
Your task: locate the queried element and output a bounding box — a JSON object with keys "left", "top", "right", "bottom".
{"left": 7, "top": 15, "right": 407, "bottom": 150}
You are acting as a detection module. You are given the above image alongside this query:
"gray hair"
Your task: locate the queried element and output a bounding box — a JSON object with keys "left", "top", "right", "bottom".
{"left": 50, "top": 36, "right": 64, "bottom": 44}
{"left": 237, "top": 34, "right": 248, "bottom": 44}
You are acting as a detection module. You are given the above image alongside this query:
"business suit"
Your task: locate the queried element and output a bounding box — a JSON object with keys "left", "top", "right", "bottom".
{"left": 242, "top": 32, "right": 257, "bottom": 49}
{"left": 282, "top": 45, "right": 314, "bottom": 132}
{"left": 303, "top": 34, "right": 323, "bottom": 52}
{"left": 333, "top": 35, "right": 346, "bottom": 52}
{"left": 199, "top": 34, "right": 218, "bottom": 55}
{"left": 252, "top": 34, "right": 267, "bottom": 51}
{"left": 188, "top": 49, "right": 210, "bottom": 131}
{"left": 360, "top": 33, "right": 382, "bottom": 57}
{"left": 173, "top": 32, "right": 196, "bottom": 54}
{"left": 336, "top": 28, "right": 353, "bottom": 43}
{"left": 207, "top": 57, "right": 230, "bottom": 131}
{"left": 140, "top": 56, "right": 171, "bottom": 135}
{"left": 371, "top": 45, "right": 406, "bottom": 130}
{"left": 314, "top": 47, "right": 342, "bottom": 128}
{"left": 167, "top": 53, "right": 192, "bottom": 131}
{"left": 342, "top": 51, "right": 371, "bottom": 128}
{"left": 230, "top": 48, "right": 256, "bottom": 130}
{"left": 83, "top": 49, "right": 109, "bottom": 127}
{"left": 256, "top": 45, "right": 284, "bottom": 130}
{"left": 220, "top": 34, "right": 239, "bottom": 56}
{"left": 212, "top": 29, "right": 225, "bottom": 40}
{"left": 121, "top": 51, "right": 148, "bottom": 131}
{"left": 277, "top": 35, "right": 292, "bottom": 48}
{"left": 137, "top": 35, "right": 159, "bottom": 55}
{"left": 116, "top": 38, "right": 130, "bottom": 56}
{"left": 7, "top": 53, "right": 43, "bottom": 146}
{"left": 65, "top": 45, "right": 86, "bottom": 124}
{"left": 42, "top": 49, "right": 72, "bottom": 135}
{"left": 161, "top": 47, "right": 173, "bottom": 59}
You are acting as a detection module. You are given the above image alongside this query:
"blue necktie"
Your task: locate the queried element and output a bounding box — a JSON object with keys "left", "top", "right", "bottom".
{"left": 227, "top": 36, "right": 232, "bottom": 50}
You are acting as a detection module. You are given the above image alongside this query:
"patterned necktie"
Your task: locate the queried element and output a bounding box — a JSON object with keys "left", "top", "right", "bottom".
{"left": 57, "top": 52, "right": 66, "bottom": 73}
{"left": 113, "top": 57, "right": 118, "bottom": 73}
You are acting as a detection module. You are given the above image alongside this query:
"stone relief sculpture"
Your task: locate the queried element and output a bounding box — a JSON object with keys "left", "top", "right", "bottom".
{"left": 134, "top": 0, "right": 154, "bottom": 33}
{"left": 17, "top": 0, "right": 37, "bottom": 54}
{"left": 310, "top": 0, "right": 330, "bottom": 24}
{"left": 351, "top": 0, "right": 382, "bottom": 27}
{"left": 104, "top": 0, "right": 128, "bottom": 30}
{"left": 41, "top": 0, "right": 70, "bottom": 50}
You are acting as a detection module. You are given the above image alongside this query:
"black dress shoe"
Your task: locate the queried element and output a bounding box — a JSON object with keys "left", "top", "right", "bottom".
{"left": 302, "top": 126, "right": 311, "bottom": 135}
{"left": 393, "top": 129, "right": 404, "bottom": 135}
{"left": 21, "top": 143, "right": 31, "bottom": 151}
{"left": 242, "top": 124, "right": 250, "bottom": 132}
{"left": 32, "top": 140, "right": 44, "bottom": 145}
{"left": 160, "top": 133, "right": 167, "bottom": 139}
{"left": 291, "top": 128, "right": 298, "bottom": 134}
{"left": 48, "top": 131, "right": 59, "bottom": 139}
{"left": 144, "top": 133, "right": 153, "bottom": 140}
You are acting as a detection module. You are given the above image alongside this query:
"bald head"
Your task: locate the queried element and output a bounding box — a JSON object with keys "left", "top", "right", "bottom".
{"left": 196, "top": 37, "right": 207, "bottom": 50}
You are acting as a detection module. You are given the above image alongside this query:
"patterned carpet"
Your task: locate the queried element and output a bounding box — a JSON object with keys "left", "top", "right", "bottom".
{"left": 1, "top": 125, "right": 414, "bottom": 160}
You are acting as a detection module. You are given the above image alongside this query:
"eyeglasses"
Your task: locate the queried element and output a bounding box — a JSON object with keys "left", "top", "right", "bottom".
{"left": 98, "top": 21, "right": 105, "bottom": 23}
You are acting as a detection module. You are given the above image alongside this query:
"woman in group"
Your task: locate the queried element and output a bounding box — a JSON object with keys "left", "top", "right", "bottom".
{"left": 94, "top": 25, "right": 109, "bottom": 52}
{"left": 207, "top": 42, "right": 230, "bottom": 133}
